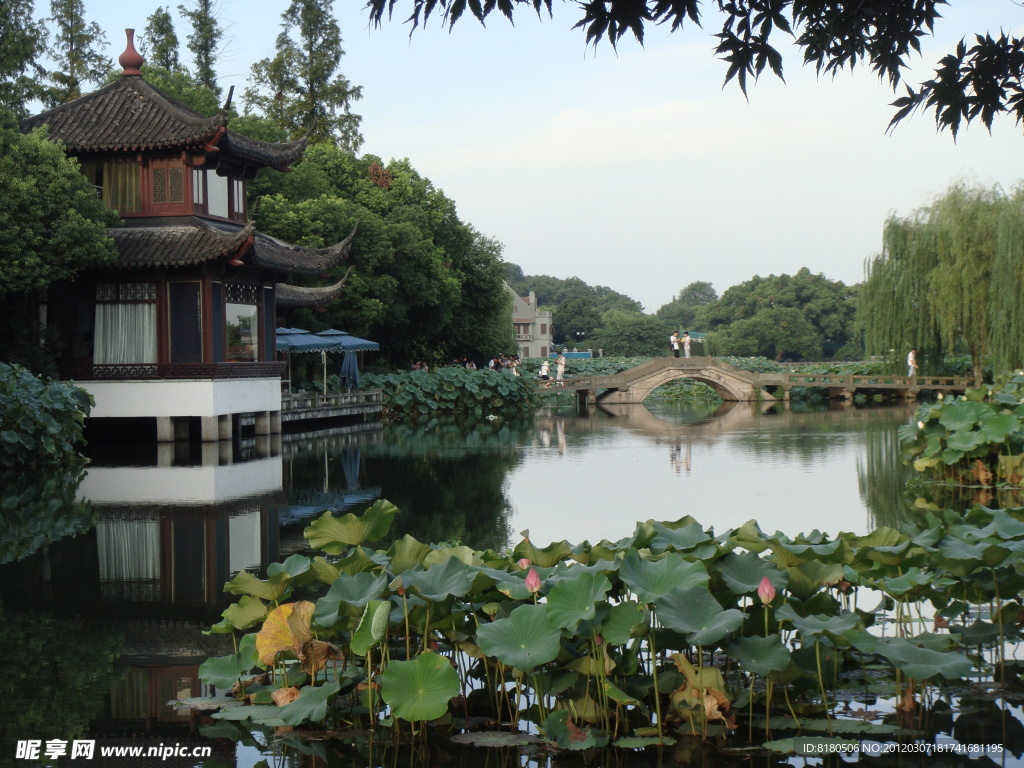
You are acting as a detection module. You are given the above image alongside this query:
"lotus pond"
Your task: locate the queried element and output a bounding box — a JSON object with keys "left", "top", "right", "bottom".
{"left": 4, "top": 400, "right": 1024, "bottom": 767}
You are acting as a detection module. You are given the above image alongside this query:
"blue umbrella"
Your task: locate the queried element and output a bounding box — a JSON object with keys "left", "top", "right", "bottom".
{"left": 340, "top": 350, "right": 360, "bottom": 390}
{"left": 314, "top": 329, "right": 379, "bottom": 352}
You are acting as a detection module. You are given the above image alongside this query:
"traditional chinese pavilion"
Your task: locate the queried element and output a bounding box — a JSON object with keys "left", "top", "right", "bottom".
{"left": 20, "top": 30, "right": 353, "bottom": 442}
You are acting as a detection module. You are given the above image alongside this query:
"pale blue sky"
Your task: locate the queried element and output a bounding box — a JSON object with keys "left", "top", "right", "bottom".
{"left": 81, "top": 0, "right": 1024, "bottom": 312}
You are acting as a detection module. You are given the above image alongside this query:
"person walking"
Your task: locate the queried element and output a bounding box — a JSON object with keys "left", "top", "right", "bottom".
{"left": 670, "top": 331, "right": 680, "bottom": 358}
{"left": 907, "top": 348, "right": 918, "bottom": 378}
{"left": 555, "top": 350, "right": 566, "bottom": 385}
{"left": 682, "top": 332, "right": 692, "bottom": 359}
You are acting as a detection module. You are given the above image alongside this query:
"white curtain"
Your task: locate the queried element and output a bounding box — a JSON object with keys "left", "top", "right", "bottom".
{"left": 97, "top": 519, "right": 161, "bottom": 581}
{"left": 94, "top": 303, "right": 157, "bottom": 364}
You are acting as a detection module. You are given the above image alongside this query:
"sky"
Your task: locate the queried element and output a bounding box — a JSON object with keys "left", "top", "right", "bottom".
{"left": 80, "top": 0, "right": 1024, "bottom": 313}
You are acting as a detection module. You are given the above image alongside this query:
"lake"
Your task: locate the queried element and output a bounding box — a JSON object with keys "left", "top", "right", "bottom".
{"left": 0, "top": 400, "right": 930, "bottom": 765}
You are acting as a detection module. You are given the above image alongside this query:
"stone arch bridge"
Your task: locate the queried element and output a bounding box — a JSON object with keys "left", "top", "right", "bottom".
{"left": 546, "top": 358, "right": 973, "bottom": 405}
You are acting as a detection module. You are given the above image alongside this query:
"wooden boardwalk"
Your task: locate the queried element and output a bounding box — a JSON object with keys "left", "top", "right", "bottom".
{"left": 539, "top": 358, "right": 975, "bottom": 404}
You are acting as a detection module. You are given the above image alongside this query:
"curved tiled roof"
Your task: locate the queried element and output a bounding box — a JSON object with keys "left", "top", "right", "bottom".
{"left": 251, "top": 224, "right": 357, "bottom": 276}
{"left": 111, "top": 219, "right": 253, "bottom": 268}
{"left": 21, "top": 76, "right": 226, "bottom": 153}
{"left": 20, "top": 74, "right": 307, "bottom": 168}
{"left": 276, "top": 270, "right": 352, "bottom": 308}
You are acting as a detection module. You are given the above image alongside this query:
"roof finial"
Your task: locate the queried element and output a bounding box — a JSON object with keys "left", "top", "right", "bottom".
{"left": 119, "top": 28, "right": 144, "bottom": 76}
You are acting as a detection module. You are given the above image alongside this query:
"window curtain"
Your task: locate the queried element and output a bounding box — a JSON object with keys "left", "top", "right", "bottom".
{"left": 94, "top": 303, "right": 157, "bottom": 364}
{"left": 96, "top": 519, "right": 160, "bottom": 581}
{"left": 103, "top": 160, "right": 141, "bottom": 213}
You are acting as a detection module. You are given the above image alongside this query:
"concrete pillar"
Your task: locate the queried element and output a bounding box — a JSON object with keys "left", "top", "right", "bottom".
{"left": 156, "top": 416, "right": 175, "bottom": 442}
{"left": 200, "top": 416, "right": 220, "bottom": 442}
{"left": 157, "top": 442, "right": 175, "bottom": 465}
{"left": 782, "top": 388, "right": 792, "bottom": 401}
{"left": 218, "top": 414, "right": 233, "bottom": 441}
{"left": 201, "top": 442, "right": 220, "bottom": 464}
{"left": 255, "top": 410, "right": 272, "bottom": 435}
{"left": 270, "top": 411, "right": 282, "bottom": 434}
{"left": 174, "top": 418, "right": 190, "bottom": 441}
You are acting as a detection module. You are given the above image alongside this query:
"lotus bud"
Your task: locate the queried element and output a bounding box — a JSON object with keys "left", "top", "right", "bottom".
{"left": 525, "top": 567, "right": 542, "bottom": 594}
{"left": 917, "top": 421, "right": 925, "bottom": 430}
{"left": 937, "top": 392, "right": 943, "bottom": 401}
{"left": 517, "top": 558, "right": 531, "bottom": 569}
{"left": 757, "top": 576, "right": 776, "bottom": 606}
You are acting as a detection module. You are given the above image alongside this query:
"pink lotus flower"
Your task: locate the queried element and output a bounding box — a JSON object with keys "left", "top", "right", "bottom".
{"left": 757, "top": 576, "right": 776, "bottom": 606}
{"left": 517, "top": 558, "right": 531, "bottom": 569}
{"left": 525, "top": 568, "right": 542, "bottom": 594}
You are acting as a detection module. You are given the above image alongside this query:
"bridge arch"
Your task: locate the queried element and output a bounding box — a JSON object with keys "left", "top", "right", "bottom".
{"left": 590, "top": 358, "right": 776, "bottom": 404}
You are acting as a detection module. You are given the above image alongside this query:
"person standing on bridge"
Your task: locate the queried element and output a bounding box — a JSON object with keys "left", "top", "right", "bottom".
{"left": 682, "top": 332, "right": 692, "bottom": 358}
{"left": 670, "top": 331, "right": 681, "bottom": 358}
{"left": 556, "top": 350, "right": 567, "bottom": 385}
{"left": 907, "top": 348, "right": 918, "bottom": 378}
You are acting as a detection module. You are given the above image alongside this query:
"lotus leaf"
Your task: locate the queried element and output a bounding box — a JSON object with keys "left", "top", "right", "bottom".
{"left": 448, "top": 732, "right": 539, "bottom": 747}
{"left": 729, "top": 519, "right": 770, "bottom": 552}
{"left": 545, "top": 572, "right": 612, "bottom": 630}
{"left": 976, "top": 413, "right": 1018, "bottom": 443}
{"left": 775, "top": 604, "right": 861, "bottom": 640}
{"left": 949, "top": 619, "right": 1000, "bottom": 646}
{"left": 423, "top": 544, "right": 481, "bottom": 568}
{"left": 314, "top": 570, "right": 389, "bottom": 629}
{"left": 727, "top": 634, "right": 791, "bottom": 676}
{"left": 619, "top": 550, "right": 709, "bottom": 603}
{"left": 256, "top": 601, "right": 314, "bottom": 665}
{"left": 476, "top": 604, "right": 561, "bottom": 671}
{"left": 401, "top": 557, "right": 476, "bottom": 601}
{"left": 220, "top": 594, "right": 270, "bottom": 631}
{"left": 211, "top": 704, "right": 287, "bottom": 726}
{"left": 310, "top": 556, "right": 340, "bottom": 584}
{"left": 783, "top": 559, "right": 845, "bottom": 601}
{"left": 512, "top": 538, "right": 574, "bottom": 567}
{"left": 223, "top": 570, "right": 291, "bottom": 603}
{"left": 277, "top": 679, "right": 341, "bottom": 726}
{"left": 598, "top": 600, "right": 648, "bottom": 645}
{"left": 877, "top": 637, "right": 973, "bottom": 680}
{"left": 350, "top": 600, "right": 391, "bottom": 656}
{"left": 379, "top": 652, "right": 460, "bottom": 722}
{"left": 386, "top": 535, "right": 431, "bottom": 573}
{"left": 655, "top": 587, "right": 745, "bottom": 646}
{"left": 613, "top": 736, "right": 676, "bottom": 747}
{"left": 670, "top": 653, "right": 728, "bottom": 709}
{"left": 303, "top": 499, "right": 398, "bottom": 554}
{"left": 542, "top": 710, "right": 609, "bottom": 750}
{"left": 649, "top": 522, "right": 713, "bottom": 553}
{"left": 199, "top": 633, "right": 258, "bottom": 688}
{"left": 874, "top": 567, "right": 932, "bottom": 597}
{"left": 266, "top": 553, "right": 312, "bottom": 581}
{"left": 938, "top": 401, "right": 987, "bottom": 432}
{"left": 715, "top": 551, "right": 786, "bottom": 595}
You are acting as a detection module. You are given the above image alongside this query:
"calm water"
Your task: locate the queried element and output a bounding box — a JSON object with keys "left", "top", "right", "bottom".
{"left": 0, "top": 400, "right": 918, "bottom": 765}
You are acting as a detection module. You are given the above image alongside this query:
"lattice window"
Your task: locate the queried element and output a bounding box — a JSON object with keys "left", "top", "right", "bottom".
{"left": 97, "top": 283, "right": 157, "bottom": 302}
{"left": 152, "top": 168, "right": 167, "bottom": 203}
{"left": 225, "top": 283, "right": 259, "bottom": 303}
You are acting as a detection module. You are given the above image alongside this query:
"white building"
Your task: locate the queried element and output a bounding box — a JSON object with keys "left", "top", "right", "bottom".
{"left": 506, "top": 283, "right": 553, "bottom": 359}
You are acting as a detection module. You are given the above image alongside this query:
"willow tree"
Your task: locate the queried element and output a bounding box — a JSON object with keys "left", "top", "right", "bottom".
{"left": 858, "top": 182, "right": 1024, "bottom": 383}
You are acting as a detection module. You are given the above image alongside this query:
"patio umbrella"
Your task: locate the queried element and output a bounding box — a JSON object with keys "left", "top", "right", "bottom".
{"left": 340, "top": 350, "right": 360, "bottom": 390}
{"left": 313, "top": 329, "right": 380, "bottom": 352}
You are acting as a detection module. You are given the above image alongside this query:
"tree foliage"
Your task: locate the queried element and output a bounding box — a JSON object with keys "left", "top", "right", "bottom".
{"left": 587, "top": 310, "right": 665, "bottom": 357}
{"left": 701, "top": 268, "right": 857, "bottom": 361}
{"left": 367, "top": 1, "right": 1024, "bottom": 138}
{"left": 44, "top": 0, "right": 110, "bottom": 105}
{"left": 244, "top": 0, "right": 363, "bottom": 149}
{"left": 656, "top": 280, "right": 718, "bottom": 334}
{"left": 0, "top": 110, "right": 117, "bottom": 295}
{"left": 141, "top": 6, "right": 181, "bottom": 71}
{"left": 254, "top": 145, "right": 512, "bottom": 365}
{"left": 0, "top": 0, "right": 49, "bottom": 114}
{"left": 857, "top": 181, "right": 1024, "bottom": 382}
{"left": 178, "top": 0, "right": 224, "bottom": 95}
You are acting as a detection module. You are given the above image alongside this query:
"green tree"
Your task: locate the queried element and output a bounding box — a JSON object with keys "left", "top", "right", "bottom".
{"left": 244, "top": 0, "right": 363, "bottom": 149}
{"left": 254, "top": 146, "right": 509, "bottom": 365}
{"left": 656, "top": 280, "right": 718, "bottom": 334}
{"left": 0, "top": 0, "right": 48, "bottom": 114}
{"left": 711, "top": 306, "right": 822, "bottom": 361}
{"left": 858, "top": 181, "right": 1024, "bottom": 382}
{"left": 552, "top": 297, "right": 600, "bottom": 347}
{"left": 141, "top": 6, "right": 180, "bottom": 71}
{"left": 178, "top": 0, "right": 223, "bottom": 95}
{"left": 368, "top": 1, "right": 1024, "bottom": 139}
{"left": 700, "top": 268, "right": 856, "bottom": 361}
{"left": 0, "top": 110, "right": 118, "bottom": 369}
{"left": 0, "top": 111, "right": 117, "bottom": 294}
{"left": 45, "top": 0, "right": 110, "bottom": 105}
{"left": 588, "top": 310, "right": 665, "bottom": 357}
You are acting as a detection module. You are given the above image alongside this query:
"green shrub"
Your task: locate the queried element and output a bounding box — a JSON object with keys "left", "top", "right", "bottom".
{"left": 0, "top": 363, "right": 92, "bottom": 467}
{"left": 363, "top": 368, "right": 538, "bottom": 420}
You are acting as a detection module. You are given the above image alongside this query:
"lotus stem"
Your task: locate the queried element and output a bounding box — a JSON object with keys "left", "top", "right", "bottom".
{"left": 649, "top": 629, "right": 663, "bottom": 740}
{"left": 815, "top": 640, "right": 832, "bottom": 735}
{"left": 782, "top": 681, "right": 801, "bottom": 728}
